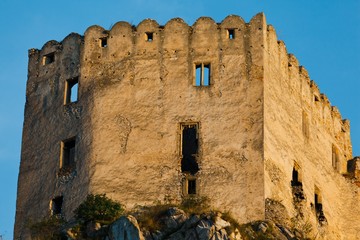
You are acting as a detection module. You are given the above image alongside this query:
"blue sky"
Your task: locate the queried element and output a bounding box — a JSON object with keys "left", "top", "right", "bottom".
{"left": 0, "top": 1, "right": 359, "bottom": 239}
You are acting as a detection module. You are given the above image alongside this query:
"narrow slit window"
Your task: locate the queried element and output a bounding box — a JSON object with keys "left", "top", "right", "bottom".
{"left": 227, "top": 29, "right": 235, "bottom": 39}
{"left": 195, "top": 63, "right": 211, "bottom": 87}
{"left": 65, "top": 77, "right": 79, "bottom": 104}
{"left": 195, "top": 65, "right": 202, "bottom": 86}
{"left": 332, "top": 145, "right": 340, "bottom": 171}
{"left": 51, "top": 196, "right": 63, "bottom": 215}
{"left": 203, "top": 64, "right": 210, "bottom": 86}
{"left": 291, "top": 163, "right": 305, "bottom": 200}
{"left": 188, "top": 179, "right": 196, "bottom": 195}
{"left": 145, "top": 32, "right": 153, "bottom": 42}
{"left": 302, "top": 111, "right": 310, "bottom": 139}
{"left": 42, "top": 52, "right": 55, "bottom": 65}
{"left": 291, "top": 167, "right": 302, "bottom": 186}
{"left": 100, "top": 37, "right": 108, "bottom": 48}
{"left": 60, "top": 138, "right": 76, "bottom": 170}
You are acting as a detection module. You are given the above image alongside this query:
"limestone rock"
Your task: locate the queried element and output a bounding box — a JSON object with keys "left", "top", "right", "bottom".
{"left": 108, "top": 215, "right": 144, "bottom": 240}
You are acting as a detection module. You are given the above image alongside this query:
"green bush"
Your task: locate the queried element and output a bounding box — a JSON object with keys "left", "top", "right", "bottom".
{"left": 74, "top": 194, "right": 124, "bottom": 224}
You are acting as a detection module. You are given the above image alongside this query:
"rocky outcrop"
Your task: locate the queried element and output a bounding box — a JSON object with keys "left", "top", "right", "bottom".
{"left": 60, "top": 206, "right": 311, "bottom": 240}
{"left": 108, "top": 215, "right": 144, "bottom": 240}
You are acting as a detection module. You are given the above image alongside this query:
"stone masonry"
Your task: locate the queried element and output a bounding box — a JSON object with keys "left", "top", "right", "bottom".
{"left": 15, "top": 13, "right": 360, "bottom": 239}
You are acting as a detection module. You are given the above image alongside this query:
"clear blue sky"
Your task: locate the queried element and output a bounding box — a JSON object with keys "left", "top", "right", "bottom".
{"left": 0, "top": 1, "right": 359, "bottom": 239}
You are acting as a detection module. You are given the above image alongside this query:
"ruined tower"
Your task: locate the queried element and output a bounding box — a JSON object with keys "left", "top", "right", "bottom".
{"left": 15, "top": 13, "right": 360, "bottom": 239}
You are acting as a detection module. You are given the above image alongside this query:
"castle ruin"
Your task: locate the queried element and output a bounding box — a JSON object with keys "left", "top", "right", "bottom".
{"left": 15, "top": 13, "right": 360, "bottom": 239}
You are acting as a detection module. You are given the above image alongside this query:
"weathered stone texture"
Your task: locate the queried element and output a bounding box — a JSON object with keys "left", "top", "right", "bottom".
{"left": 15, "top": 13, "right": 359, "bottom": 239}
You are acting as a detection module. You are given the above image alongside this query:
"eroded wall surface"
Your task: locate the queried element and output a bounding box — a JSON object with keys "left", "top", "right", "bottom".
{"left": 14, "top": 34, "right": 93, "bottom": 239}
{"left": 263, "top": 20, "right": 360, "bottom": 239}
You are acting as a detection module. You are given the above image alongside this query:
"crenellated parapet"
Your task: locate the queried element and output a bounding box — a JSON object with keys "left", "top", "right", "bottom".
{"left": 264, "top": 21, "right": 352, "bottom": 162}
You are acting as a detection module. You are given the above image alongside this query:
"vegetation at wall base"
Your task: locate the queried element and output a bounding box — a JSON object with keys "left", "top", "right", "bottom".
{"left": 74, "top": 194, "right": 124, "bottom": 225}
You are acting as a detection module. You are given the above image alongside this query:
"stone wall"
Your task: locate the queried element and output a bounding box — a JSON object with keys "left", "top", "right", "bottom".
{"left": 14, "top": 34, "right": 92, "bottom": 239}
{"left": 82, "top": 14, "right": 265, "bottom": 223}
{"left": 15, "top": 13, "right": 359, "bottom": 240}
{"left": 263, "top": 17, "right": 360, "bottom": 239}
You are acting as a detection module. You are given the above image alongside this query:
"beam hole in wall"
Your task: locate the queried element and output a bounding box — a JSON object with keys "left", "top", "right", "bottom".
{"left": 314, "top": 95, "right": 320, "bottom": 102}
{"left": 227, "top": 29, "right": 235, "bottom": 39}
{"left": 64, "top": 77, "right": 79, "bottom": 104}
{"left": 145, "top": 32, "right": 153, "bottom": 42}
{"left": 42, "top": 52, "right": 55, "bottom": 65}
{"left": 195, "top": 63, "right": 210, "bottom": 86}
{"left": 50, "top": 196, "right": 63, "bottom": 215}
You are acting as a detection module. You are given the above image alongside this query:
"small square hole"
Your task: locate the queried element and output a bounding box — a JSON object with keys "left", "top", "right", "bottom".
{"left": 42, "top": 52, "right": 55, "bottom": 65}
{"left": 227, "top": 29, "right": 235, "bottom": 39}
{"left": 51, "top": 196, "right": 63, "bottom": 215}
{"left": 146, "top": 32, "right": 153, "bottom": 42}
{"left": 100, "top": 37, "right": 108, "bottom": 48}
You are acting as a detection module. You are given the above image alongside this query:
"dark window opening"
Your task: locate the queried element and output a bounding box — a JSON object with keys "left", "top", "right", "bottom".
{"left": 65, "top": 77, "right": 78, "bottom": 104}
{"left": 51, "top": 196, "right": 63, "bottom": 215}
{"left": 314, "top": 193, "right": 326, "bottom": 223}
{"left": 291, "top": 165, "right": 305, "bottom": 201}
{"left": 181, "top": 124, "right": 199, "bottom": 175}
{"left": 314, "top": 188, "right": 327, "bottom": 225}
{"left": 314, "top": 95, "right": 320, "bottom": 102}
{"left": 195, "top": 63, "right": 210, "bottom": 87}
{"left": 61, "top": 138, "right": 76, "bottom": 170}
{"left": 188, "top": 179, "right": 196, "bottom": 195}
{"left": 42, "top": 52, "right": 55, "bottom": 65}
{"left": 146, "top": 32, "right": 153, "bottom": 42}
{"left": 291, "top": 167, "right": 302, "bottom": 187}
{"left": 100, "top": 37, "right": 108, "bottom": 48}
{"left": 227, "top": 29, "right": 235, "bottom": 39}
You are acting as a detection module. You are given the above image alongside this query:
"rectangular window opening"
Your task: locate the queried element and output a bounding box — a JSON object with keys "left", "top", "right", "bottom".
{"left": 195, "top": 63, "right": 210, "bottom": 87}
{"left": 51, "top": 196, "right": 63, "bottom": 215}
{"left": 291, "top": 167, "right": 302, "bottom": 187}
{"left": 42, "top": 52, "right": 55, "bottom": 65}
{"left": 65, "top": 77, "right": 79, "bottom": 104}
{"left": 314, "top": 187, "right": 327, "bottom": 224}
{"left": 187, "top": 179, "right": 196, "bottom": 195}
{"left": 100, "top": 37, "right": 108, "bottom": 48}
{"left": 146, "top": 32, "right": 153, "bottom": 42}
{"left": 227, "top": 29, "right": 235, "bottom": 39}
{"left": 181, "top": 124, "right": 199, "bottom": 175}
{"left": 291, "top": 163, "right": 305, "bottom": 200}
{"left": 60, "top": 138, "right": 76, "bottom": 170}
